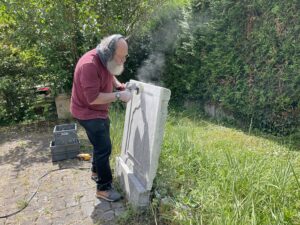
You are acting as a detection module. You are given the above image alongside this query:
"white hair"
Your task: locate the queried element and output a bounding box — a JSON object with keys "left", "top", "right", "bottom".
{"left": 96, "top": 34, "right": 126, "bottom": 75}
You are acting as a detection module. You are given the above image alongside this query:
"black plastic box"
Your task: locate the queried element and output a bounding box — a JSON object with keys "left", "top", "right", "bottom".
{"left": 50, "top": 140, "right": 80, "bottom": 162}
{"left": 53, "top": 123, "right": 78, "bottom": 145}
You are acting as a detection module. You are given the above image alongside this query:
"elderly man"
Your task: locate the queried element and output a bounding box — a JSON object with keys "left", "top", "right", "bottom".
{"left": 70, "top": 34, "right": 132, "bottom": 202}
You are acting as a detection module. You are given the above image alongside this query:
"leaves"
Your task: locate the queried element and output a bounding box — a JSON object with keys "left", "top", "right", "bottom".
{"left": 0, "top": 0, "right": 168, "bottom": 124}
{"left": 161, "top": 0, "right": 299, "bottom": 135}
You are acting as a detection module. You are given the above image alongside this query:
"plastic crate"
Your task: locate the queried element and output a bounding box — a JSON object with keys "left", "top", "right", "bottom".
{"left": 53, "top": 123, "right": 77, "bottom": 133}
{"left": 53, "top": 123, "right": 78, "bottom": 145}
{"left": 50, "top": 140, "right": 80, "bottom": 162}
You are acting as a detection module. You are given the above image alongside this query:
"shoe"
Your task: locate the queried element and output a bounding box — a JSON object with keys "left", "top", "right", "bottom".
{"left": 96, "top": 188, "right": 122, "bottom": 202}
{"left": 91, "top": 172, "right": 98, "bottom": 182}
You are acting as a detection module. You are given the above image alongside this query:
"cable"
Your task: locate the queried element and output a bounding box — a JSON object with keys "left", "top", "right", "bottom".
{"left": 0, "top": 166, "right": 90, "bottom": 219}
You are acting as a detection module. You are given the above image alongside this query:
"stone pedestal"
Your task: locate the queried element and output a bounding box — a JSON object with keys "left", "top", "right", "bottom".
{"left": 115, "top": 80, "right": 171, "bottom": 208}
{"left": 55, "top": 93, "right": 72, "bottom": 119}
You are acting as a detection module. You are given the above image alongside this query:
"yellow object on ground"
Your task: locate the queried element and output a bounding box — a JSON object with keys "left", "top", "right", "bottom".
{"left": 77, "top": 153, "right": 91, "bottom": 161}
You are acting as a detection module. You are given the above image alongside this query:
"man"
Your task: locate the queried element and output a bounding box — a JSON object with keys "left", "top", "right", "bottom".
{"left": 70, "top": 34, "right": 132, "bottom": 202}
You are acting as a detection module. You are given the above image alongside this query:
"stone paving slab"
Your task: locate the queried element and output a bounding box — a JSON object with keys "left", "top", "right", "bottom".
{"left": 0, "top": 124, "right": 127, "bottom": 225}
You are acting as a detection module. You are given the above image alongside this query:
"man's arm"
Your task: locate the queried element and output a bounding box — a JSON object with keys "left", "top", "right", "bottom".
{"left": 90, "top": 92, "right": 117, "bottom": 105}
{"left": 112, "top": 76, "right": 125, "bottom": 90}
{"left": 90, "top": 76, "right": 129, "bottom": 104}
{"left": 90, "top": 91, "right": 132, "bottom": 105}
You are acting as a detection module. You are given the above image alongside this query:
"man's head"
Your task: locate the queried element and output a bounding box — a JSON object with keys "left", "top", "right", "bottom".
{"left": 96, "top": 34, "right": 128, "bottom": 76}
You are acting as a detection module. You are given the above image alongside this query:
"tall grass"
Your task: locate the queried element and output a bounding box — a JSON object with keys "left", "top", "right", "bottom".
{"left": 110, "top": 108, "right": 300, "bottom": 225}
{"left": 110, "top": 103, "right": 126, "bottom": 166}
{"left": 156, "top": 111, "right": 300, "bottom": 225}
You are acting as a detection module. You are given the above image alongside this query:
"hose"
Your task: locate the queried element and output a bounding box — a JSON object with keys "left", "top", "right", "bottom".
{"left": 0, "top": 166, "right": 90, "bottom": 219}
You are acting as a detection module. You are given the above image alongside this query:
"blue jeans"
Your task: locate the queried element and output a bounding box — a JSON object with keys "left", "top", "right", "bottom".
{"left": 78, "top": 118, "right": 112, "bottom": 191}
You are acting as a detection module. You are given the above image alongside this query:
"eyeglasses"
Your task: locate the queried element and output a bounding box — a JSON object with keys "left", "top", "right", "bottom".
{"left": 114, "top": 53, "right": 129, "bottom": 62}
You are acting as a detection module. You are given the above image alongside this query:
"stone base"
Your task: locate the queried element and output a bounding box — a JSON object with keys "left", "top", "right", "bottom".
{"left": 55, "top": 94, "right": 72, "bottom": 119}
{"left": 115, "top": 157, "right": 150, "bottom": 208}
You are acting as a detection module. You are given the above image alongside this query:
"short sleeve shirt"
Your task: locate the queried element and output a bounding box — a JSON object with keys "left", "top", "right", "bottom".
{"left": 70, "top": 49, "right": 113, "bottom": 120}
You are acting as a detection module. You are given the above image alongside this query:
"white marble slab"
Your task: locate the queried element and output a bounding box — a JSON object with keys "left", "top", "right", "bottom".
{"left": 116, "top": 80, "right": 171, "bottom": 207}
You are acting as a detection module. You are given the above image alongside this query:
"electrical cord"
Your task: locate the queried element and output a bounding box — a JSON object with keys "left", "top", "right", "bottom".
{"left": 0, "top": 166, "right": 90, "bottom": 219}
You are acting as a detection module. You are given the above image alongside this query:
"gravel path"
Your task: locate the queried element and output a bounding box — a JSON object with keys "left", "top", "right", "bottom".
{"left": 0, "top": 122, "right": 126, "bottom": 225}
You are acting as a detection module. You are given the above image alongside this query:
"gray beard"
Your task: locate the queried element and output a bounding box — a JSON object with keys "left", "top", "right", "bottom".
{"left": 107, "top": 59, "right": 124, "bottom": 76}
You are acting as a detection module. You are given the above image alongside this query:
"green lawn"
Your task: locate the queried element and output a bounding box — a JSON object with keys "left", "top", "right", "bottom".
{"left": 110, "top": 108, "right": 300, "bottom": 225}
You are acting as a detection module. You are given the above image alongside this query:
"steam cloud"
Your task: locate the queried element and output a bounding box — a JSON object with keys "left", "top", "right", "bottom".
{"left": 136, "top": 16, "right": 179, "bottom": 86}
{"left": 137, "top": 53, "right": 165, "bottom": 85}
{"left": 135, "top": 9, "right": 209, "bottom": 86}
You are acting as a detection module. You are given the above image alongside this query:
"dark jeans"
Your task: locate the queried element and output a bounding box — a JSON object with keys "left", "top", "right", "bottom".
{"left": 78, "top": 118, "right": 112, "bottom": 191}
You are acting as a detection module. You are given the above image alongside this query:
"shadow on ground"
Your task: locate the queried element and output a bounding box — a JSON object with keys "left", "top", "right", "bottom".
{"left": 0, "top": 120, "right": 84, "bottom": 172}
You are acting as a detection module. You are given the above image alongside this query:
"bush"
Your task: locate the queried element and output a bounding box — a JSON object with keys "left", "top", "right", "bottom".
{"left": 162, "top": 0, "right": 300, "bottom": 135}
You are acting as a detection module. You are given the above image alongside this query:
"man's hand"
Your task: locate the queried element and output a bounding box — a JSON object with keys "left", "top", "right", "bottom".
{"left": 113, "top": 76, "right": 126, "bottom": 91}
{"left": 116, "top": 83, "right": 126, "bottom": 91}
{"left": 119, "top": 90, "right": 132, "bottom": 103}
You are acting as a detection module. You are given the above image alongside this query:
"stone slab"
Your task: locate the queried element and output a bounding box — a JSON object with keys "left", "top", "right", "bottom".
{"left": 116, "top": 80, "right": 171, "bottom": 207}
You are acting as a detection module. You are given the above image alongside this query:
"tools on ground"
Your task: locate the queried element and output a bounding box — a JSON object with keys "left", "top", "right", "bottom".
{"left": 77, "top": 153, "right": 91, "bottom": 161}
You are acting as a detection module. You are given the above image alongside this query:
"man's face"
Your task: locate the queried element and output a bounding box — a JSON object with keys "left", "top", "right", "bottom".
{"left": 107, "top": 39, "right": 128, "bottom": 76}
{"left": 107, "top": 58, "right": 124, "bottom": 76}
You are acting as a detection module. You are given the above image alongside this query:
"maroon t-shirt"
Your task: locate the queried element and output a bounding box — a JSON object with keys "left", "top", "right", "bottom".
{"left": 70, "top": 49, "right": 113, "bottom": 120}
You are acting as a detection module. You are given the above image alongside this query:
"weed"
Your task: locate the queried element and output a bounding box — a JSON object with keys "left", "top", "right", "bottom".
{"left": 74, "top": 194, "right": 83, "bottom": 203}
{"left": 16, "top": 199, "right": 28, "bottom": 210}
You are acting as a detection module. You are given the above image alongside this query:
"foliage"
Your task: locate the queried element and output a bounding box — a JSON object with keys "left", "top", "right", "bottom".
{"left": 0, "top": 42, "right": 50, "bottom": 124}
{"left": 161, "top": 0, "right": 300, "bottom": 135}
{"left": 121, "top": 0, "right": 187, "bottom": 83}
{"left": 0, "top": 0, "right": 168, "bottom": 124}
{"left": 0, "top": 0, "right": 298, "bottom": 134}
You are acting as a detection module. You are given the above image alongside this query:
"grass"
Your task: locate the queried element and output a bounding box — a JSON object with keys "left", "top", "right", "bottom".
{"left": 109, "top": 107, "right": 300, "bottom": 225}
{"left": 156, "top": 111, "right": 300, "bottom": 225}
{"left": 110, "top": 103, "right": 127, "bottom": 167}
{"left": 16, "top": 199, "right": 29, "bottom": 210}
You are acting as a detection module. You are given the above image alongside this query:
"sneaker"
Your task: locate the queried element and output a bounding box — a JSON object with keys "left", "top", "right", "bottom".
{"left": 96, "top": 188, "right": 122, "bottom": 202}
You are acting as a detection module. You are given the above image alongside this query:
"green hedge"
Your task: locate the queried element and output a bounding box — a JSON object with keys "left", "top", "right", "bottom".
{"left": 162, "top": 0, "right": 299, "bottom": 135}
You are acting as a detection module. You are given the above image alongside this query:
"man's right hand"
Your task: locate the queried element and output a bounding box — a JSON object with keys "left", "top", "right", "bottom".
{"left": 119, "top": 90, "right": 132, "bottom": 103}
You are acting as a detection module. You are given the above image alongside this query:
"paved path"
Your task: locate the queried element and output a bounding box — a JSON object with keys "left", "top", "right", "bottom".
{"left": 0, "top": 123, "right": 126, "bottom": 225}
